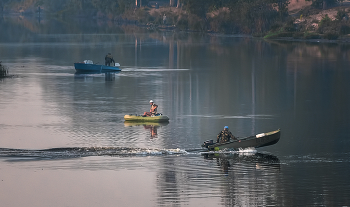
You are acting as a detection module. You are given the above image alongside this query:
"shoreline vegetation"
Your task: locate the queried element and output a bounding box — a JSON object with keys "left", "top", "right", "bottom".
{"left": 0, "top": 62, "right": 9, "bottom": 78}
{"left": 263, "top": 2, "right": 350, "bottom": 42}
{"left": 1, "top": 0, "right": 350, "bottom": 42}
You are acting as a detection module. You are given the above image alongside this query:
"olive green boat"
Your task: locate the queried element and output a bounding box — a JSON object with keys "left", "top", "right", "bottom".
{"left": 202, "top": 129, "right": 281, "bottom": 151}
{"left": 124, "top": 114, "right": 169, "bottom": 122}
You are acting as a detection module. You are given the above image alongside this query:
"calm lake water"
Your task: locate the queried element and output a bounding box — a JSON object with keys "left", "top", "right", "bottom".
{"left": 1, "top": 17, "right": 350, "bottom": 206}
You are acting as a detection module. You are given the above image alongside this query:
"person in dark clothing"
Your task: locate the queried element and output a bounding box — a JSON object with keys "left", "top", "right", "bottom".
{"left": 217, "top": 126, "right": 237, "bottom": 143}
{"left": 105, "top": 53, "right": 115, "bottom": 66}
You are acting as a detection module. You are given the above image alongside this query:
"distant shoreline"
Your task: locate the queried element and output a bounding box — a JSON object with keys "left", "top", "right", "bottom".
{"left": 2, "top": 3, "right": 350, "bottom": 44}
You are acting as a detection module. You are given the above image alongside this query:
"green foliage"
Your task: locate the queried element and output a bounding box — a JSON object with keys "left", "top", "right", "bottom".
{"left": 263, "top": 16, "right": 297, "bottom": 38}
{"left": 1, "top": 0, "right": 290, "bottom": 34}
{"left": 1, "top": 0, "right": 135, "bottom": 17}
{"left": 304, "top": 31, "right": 321, "bottom": 39}
{"left": 292, "top": 32, "right": 305, "bottom": 39}
{"left": 306, "top": 0, "right": 338, "bottom": 9}
{"left": 116, "top": 0, "right": 134, "bottom": 14}
{"left": 208, "top": 9, "right": 234, "bottom": 33}
{"left": 263, "top": 28, "right": 293, "bottom": 39}
{"left": 317, "top": 14, "right": 344, "bottom": 35}
{"left": 135, "top": 8, "right": 152, "bottom": 23}
{"left": 270, "top": 22, "right": 283, "bottom": 31}
{"left": 283, "top": 18, "right": 296, "bottom": 32}
{"left": 319, "top": 14, "right": 332, "bottom": 27}
{"left": 90, "top": 0, "right": 134, "bottom": 14}
{"left": 340, "top": 24, "right": 350, "bottom": 35}
{"left": 176, "top": 17, "right": 189, "bottom": 30}
{"left": 182, "top": 0, "right": 210, "bottom": 18}
{"left": 264, "top": 31, "right": 293, "bottom": 39}
{"left": 324, "top": 32, "right": 339, "bottom": 39}
{"left": 151, "top": 11, "right": 163, "bottom": 25}
{"left": 231, "top": 0, "right": 282, "bottom": 33}
{"left": 181, "top": 0, "right": 289, "bottom": 34}
{"left": 188, "top": 15, "right": 206, "bottom": 31}
{"left": 335, "top": 9, "right": 347, "bottom": 21}
{"left": 182, "top": 0, "right": 236, "bottom": 17}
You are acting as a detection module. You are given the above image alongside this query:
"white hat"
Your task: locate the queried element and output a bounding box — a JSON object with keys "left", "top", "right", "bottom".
{"left": 150, "top": 100, "right": 154, "bottom": 103}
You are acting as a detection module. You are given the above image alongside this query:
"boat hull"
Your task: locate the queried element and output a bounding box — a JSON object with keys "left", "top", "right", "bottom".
{"left": 203, "top": 129, "right": 280, "bottom": 151}
{"left": 124, "top": 114, "right": 170, "bottom": 122}
{"left": 74, "top": 63, "right": 121, "bottom": 72}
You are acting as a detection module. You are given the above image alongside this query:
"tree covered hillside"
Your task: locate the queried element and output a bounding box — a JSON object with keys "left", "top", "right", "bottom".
{"left": 0, "top": 0, "right": 348, "bottom": 36}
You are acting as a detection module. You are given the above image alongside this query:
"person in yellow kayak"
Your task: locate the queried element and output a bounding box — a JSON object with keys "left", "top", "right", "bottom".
{"left": 217, "top": 126, "right": 237, "bottom": 143}
{"left": 143, "top": 100, "right": 158, "bottom": 117}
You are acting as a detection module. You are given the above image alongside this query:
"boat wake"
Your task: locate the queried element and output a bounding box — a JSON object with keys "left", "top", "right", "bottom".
{"left": 122, "top": 67, "right": 190, "bottom": 72}
{"left": 183, "top": 114, "right": 274, "bottom": 119}
{"left": 0, "top": 147, "right": 257, "bottom": 161}
{"left": 0, "top": 147, "right": 187, "bottom": 161}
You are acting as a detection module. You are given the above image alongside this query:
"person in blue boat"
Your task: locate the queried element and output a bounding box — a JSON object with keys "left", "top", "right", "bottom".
{"left": 105, "top": 53, "right": 115, "bottom": 66}
{"left": 217, "top": 126, "right": 237, "bottom": 143}
{"left": 143, "top": 100, "right": 158, "bottom": 117}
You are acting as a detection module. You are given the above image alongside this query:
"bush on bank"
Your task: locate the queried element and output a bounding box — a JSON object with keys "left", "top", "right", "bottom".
{"left": 0, "top": 62, "right": 8, "bottom": 78}
{"left": 265, "top": 8, "right": 350, "bottom": 40}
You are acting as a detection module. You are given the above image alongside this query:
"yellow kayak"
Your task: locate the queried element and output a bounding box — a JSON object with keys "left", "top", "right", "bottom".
{"left": 124, "top": 114, "right": 169, "bottom": 122}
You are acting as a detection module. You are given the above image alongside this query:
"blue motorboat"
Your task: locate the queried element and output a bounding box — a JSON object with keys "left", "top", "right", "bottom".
{"left": 74, "top": 60, "right": 121, "bottom": 72}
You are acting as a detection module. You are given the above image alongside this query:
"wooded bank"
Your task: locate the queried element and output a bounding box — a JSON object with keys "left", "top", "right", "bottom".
{"left": 1, "top": 0, "right": 350, "bottom": 38}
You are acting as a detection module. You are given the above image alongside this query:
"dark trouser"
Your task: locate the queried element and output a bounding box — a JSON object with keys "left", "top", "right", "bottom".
{"left": 144, "top": 112, "right": 152, "bottom": 116}
{"left": 105, "top": 61, "right": 111, "bottom": 66}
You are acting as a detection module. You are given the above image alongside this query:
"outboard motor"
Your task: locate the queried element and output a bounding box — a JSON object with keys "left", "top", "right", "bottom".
{"left": 202, "top": 140, "right": 215, "bottom": 148}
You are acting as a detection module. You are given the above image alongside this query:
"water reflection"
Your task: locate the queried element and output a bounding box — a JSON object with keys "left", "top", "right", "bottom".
{"left": 74, "top": 71, "right": 120, "bottom": 81}
{"left": 203, "top": 153, "right": 280, "bottom": 173}
{"left": 203, "top": 153, "right": 280, "bottom": 206}
{"left": 124, "top": 121, "right": 169, "bottom": 138}
{"left": 155, "top": 153, "right": 281, "bottom": 206}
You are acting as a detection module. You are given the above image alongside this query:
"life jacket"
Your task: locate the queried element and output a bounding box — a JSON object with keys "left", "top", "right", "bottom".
{"left": 150, "top": 104, "right": 158, "bottom": 114}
